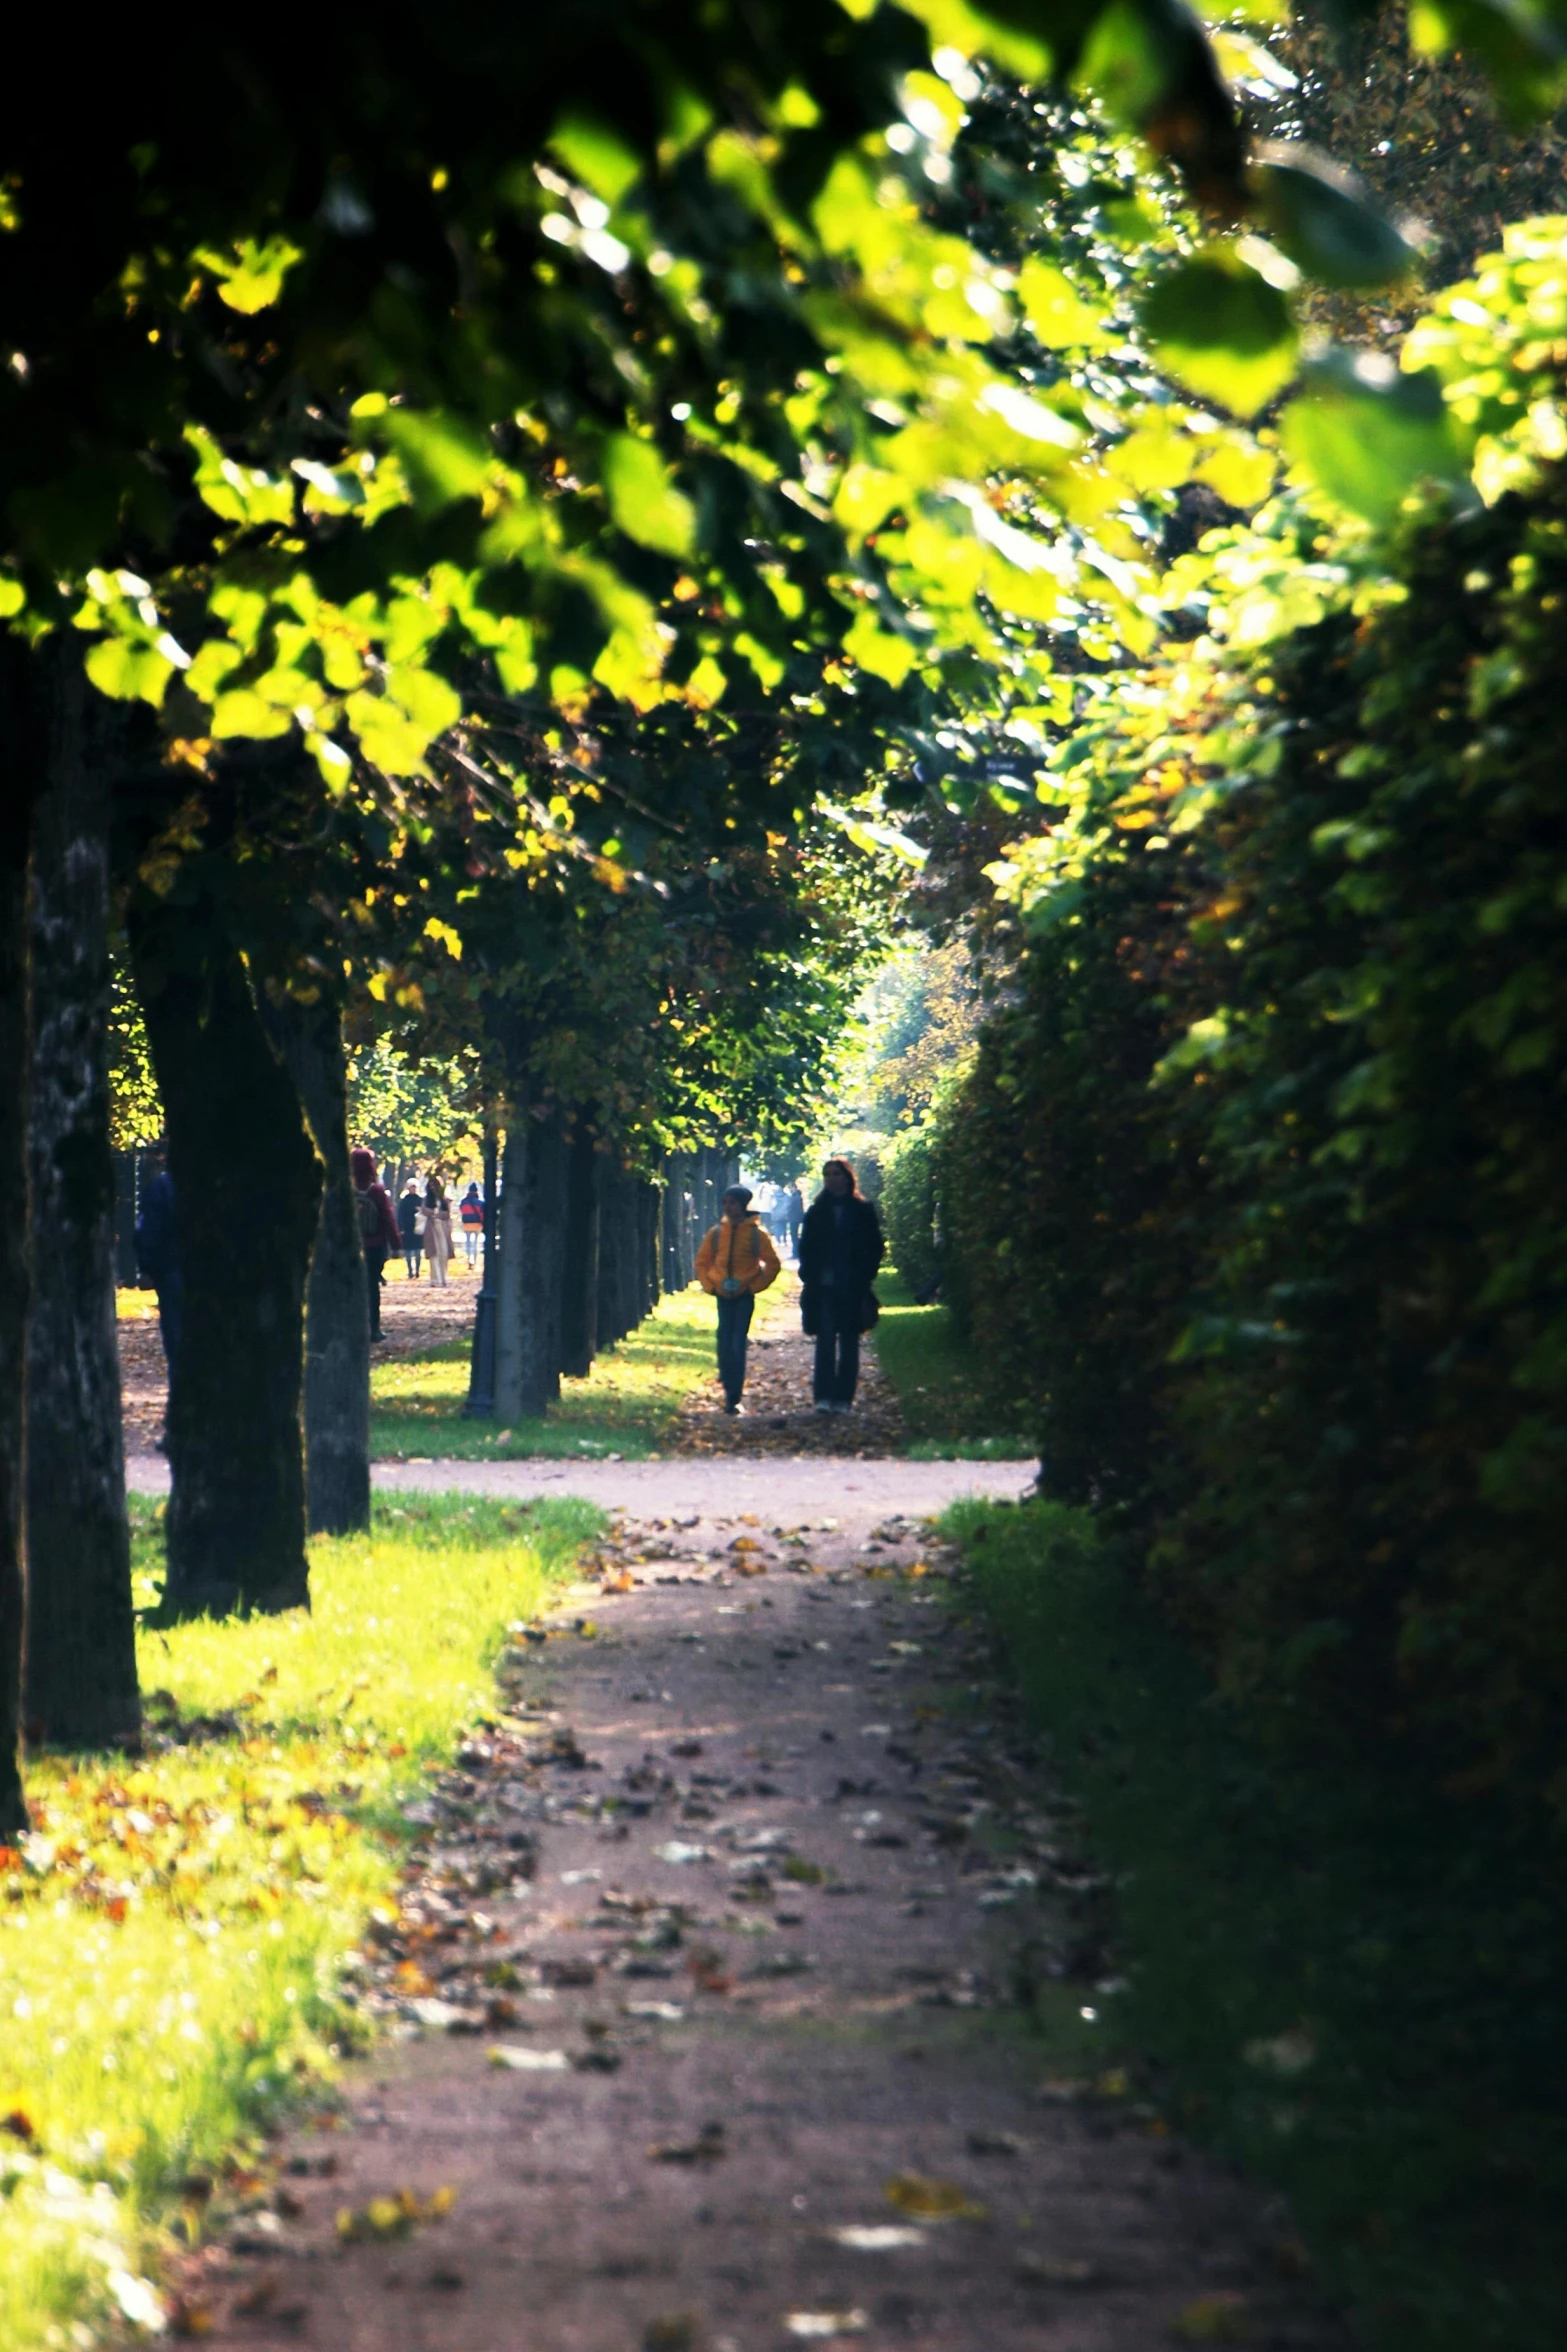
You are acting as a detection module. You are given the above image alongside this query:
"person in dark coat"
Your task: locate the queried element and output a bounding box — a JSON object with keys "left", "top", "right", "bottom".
{"left": 352, "top": 1147, "right": 402, "bottom": 1339}
{"left": 397, "top": 1182, "right": 423, "bottom": 1278}
{"left": 796, "top": 1157, "right": 883, "bottom": 1413}
{"left": 784, "top": 1180, "right": 804, "bottom": 1260}
{"left": 134, "top": 1155, "right": 182, "bottom": 1374}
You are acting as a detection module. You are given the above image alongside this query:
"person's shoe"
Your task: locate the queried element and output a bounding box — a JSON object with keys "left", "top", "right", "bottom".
{"left": 813, "top": 1399, "right": 833, "bottom": 1415}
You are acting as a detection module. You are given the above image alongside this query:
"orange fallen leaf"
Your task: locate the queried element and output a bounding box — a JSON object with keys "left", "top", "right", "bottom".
{"left": 885, "top": 2172, "right": 986, "bottom": 2223}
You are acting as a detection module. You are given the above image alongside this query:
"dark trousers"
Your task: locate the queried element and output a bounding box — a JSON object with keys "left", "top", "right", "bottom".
{"left": 365, "top": 1245, "right": 388, "bottom": 1337}
{"left": 814, "top": 1304, "right": 860, "bottom": 1405}
{"left": 716, "top": 1291, "right": 754, "bottom": 1405}
{"left": 403, "top": 1242, "right": 422, "bottom": 1278}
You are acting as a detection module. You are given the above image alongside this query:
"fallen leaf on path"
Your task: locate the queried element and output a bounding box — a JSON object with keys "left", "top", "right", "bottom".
{"left": 166, "top": 2290, "right": 217, "bottom": 2336}
{"left": 885, "top": 2173, "right": 986, "bottom": 2223}
{"left": 624, "top": 2000, "right": 685, "bottom": 2021}
{"left": 336, "top": 2186, "right": 456, "bottom": 2244}
{"left": 1170, "top": 2292, "right": 1252, "bottom": 2341}
{"left": 966, "top": 2129, "right": 1026, "bottom": 2156}
{"left": 488, "top": 2045, "right": 569, "bottom": 2071}
{"left": 1017, "top": 2252, "right": 1098, "bottom": 2286}
{"left": 825, "top": 2225, "right": 925, "bottom": 2252}
{"left": 410, "top": 1997, "right": 483, "bottom": 2034}
{"left": 643, "top": 2316, "right": 701, "bottom": 2352}
{"left": 655, "top": 1841, "right": 710, "bottom": 1864}
{"left": 648, "top": 2121, "right": 727, "bottom": 2165}
{"left": 784, "top": 2311, "right": 869, "bottom": 2340}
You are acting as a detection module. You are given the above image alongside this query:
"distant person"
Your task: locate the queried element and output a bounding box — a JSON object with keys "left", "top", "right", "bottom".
{"left": 397, "top": 1182, "right": 423, "bottom": 1279}
{"left": 797, "top": 1157, "right": 883, "bottom": 1414}
{"left": 352, "top": 1147, "right": 401, "bottom": 1340}
{"left": 424, "top": 1175, "right": 453, "bottom": 1287}
{"left": 784, "top": 1180, "right": 804, "bottom": 1259}
{"left": 459, "top": 1181, "right": 484, "bottom": 1267}
{"left": 695, "top": 1183, "right": 780, "bottom": 1416}
{"left": 133, "top": 1153, "right": 182, "bottom": 1391}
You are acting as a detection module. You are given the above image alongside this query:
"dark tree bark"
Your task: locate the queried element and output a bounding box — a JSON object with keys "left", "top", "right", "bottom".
{"left": 495, "top": 1106, "right": 568, "bottom": 1421}
{"left": 596, "top": 1166, "right": 628, "bottom": 1350}
{"left": 24, "top": 637, "right": 139, "bottom": 1748}
{"left": 559, "top": 1121, "right": 600, "bottom": 1381}
{"left": 640, "top": 1180, "right": 662, "bottom": 1317}
{"left": 127, "top": 894, "right": 322, "bottom": 1616}
{"left": 0, "top": 642, "right": 37, "bottom": 1834}
{"left": 266, "top": 992, "right": 369, "bottom": 1536}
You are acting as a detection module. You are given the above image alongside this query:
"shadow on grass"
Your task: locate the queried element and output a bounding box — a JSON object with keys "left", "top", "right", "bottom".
{"left": 946, "top": 1495, "right": 1567, "bottom": 2352}
{"left": 370, "top": 1286, "right": 718, "bottom": 1460}
{"left": 874, "top": 1267, "right": 1034, "bottom": 1460}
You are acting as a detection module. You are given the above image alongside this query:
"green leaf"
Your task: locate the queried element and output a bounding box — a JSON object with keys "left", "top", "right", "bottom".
{"left": 210, "top": 687, "right": 292, "bottom": 739}
{"left": 381, "top": 412, "right": 493, "bottom": 513}
{"left": 1280, "top": 350, "right": 1470, "bottom": 523}
{"left": 84, "top": 637, "right": 173, "bottom": 705}
{"left": 1139, "top": 256, "right": 1298, "bottom": 420}
{"left": 1017, "top": 259, "right": 1106, "bottom": 350}
{"left": 551, "top": 112, "right": 641, "bottom": 205}
{"left": 602, "top": 435, "right": 696, "bottom": 559}
{"left": 194, "top": 235, "right": 303, "bottom": 316}
{"left": 844, "top": 609, "right": 920, "bottom": 687}
{"left": 1254, "top": 149, "right": 1415, "bottom": 290}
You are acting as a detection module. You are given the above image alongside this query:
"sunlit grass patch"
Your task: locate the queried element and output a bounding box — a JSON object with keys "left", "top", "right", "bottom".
{"left": 875, "top": 1268, "right": 1032, "bottom": 1457}
{"left": 1, "top": 1491, "right": 598, "bottom": 2351}
{"left": 370, "top": 1280, "right": 723, "bottom": 1458}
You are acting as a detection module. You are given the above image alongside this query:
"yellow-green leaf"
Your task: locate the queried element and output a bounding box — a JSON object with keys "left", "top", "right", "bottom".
{"left": 603, "top": 434, "right": 696, "bottom": 558}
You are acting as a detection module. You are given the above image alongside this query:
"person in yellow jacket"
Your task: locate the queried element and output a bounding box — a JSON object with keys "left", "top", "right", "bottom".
{"left": 694, "top": 1184, "right": 781, "bottom": 1415}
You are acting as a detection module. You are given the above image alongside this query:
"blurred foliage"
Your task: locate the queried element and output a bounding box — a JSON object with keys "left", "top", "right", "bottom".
{"left": 880, "top": 1126, "right": 944, "bottom": 1298}
{"left": 1258, "top": 2, "right": 1567, "bottom": 347}
{"left": 341, "top": 1032, "right": 482, "bottom": 1179}
{"left": 925, "top": 221, "right": 1567, "bottom": 1819}
{"left": 107, "top": 945, "right": 162, "bottom": 1151}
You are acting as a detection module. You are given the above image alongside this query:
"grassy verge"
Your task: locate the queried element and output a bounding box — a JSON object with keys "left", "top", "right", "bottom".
{"left": 874, "top": 1267, "right": 1032, "bottom": 1459}
{"left": 0, "top": 1491, "right": 598, "bottom": 2350}
{"left": 945, "top": 1496, "right": 1567, "bottom": 2352}
{"left": 371, "top": 1282, "right": 721, "bottom": 1460}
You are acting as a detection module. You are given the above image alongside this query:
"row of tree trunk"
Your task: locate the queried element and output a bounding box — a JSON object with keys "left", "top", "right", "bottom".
{"left": 0, "top": 643, "right": 741, "bottom": 1829}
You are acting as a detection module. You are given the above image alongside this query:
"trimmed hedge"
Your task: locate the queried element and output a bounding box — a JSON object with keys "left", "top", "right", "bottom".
{"left": 935, "top": 466, "right": 1567, "bottom": 1816}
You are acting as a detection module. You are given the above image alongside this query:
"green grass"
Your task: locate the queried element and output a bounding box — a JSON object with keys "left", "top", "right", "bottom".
{"left": 946, "top": 1495, "right": 1567, "bottom": 2352}
{"left": 0, "top": 1491, "right": 598, "bottom": 2350}
{"left": 371, "top": 1282, "right": 720, "bottom": 1459}
{"left": 874, "top": 1266, "right": 1033, "bottom": 1458}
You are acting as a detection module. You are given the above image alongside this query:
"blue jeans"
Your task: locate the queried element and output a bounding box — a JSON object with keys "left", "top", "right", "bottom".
{"left": 716, "top": 1291, "right": 754, "bottom": 1405}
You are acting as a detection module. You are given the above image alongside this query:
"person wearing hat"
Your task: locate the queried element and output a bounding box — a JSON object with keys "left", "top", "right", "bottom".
{"left": 694, "top": 1184, "right": 781, "bottom": 1416}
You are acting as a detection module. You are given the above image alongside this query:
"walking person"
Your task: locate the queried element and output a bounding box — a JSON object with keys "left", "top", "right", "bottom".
{"left": 695, "top": 1184, "right": 780, "bottom": 1415}
{"left": 352, "top": 1147, "right": 401, "bottom": 1340}
{"left": 798, "top": 1157, "right": 883, "bottom": 1414}
{"left": 424, "top": 1175, "right": 453, "bottom": 1287}
{"left": 784, "top": 1178, "right": 804, "bottom": 1261}
{"left": 459, "top": 1180, "right": 484, "bottom": 1267}
{"left": 397, "top": 1181, "right": 423, "bottom": 1279}
{"left": 134, "top": 1148, "right": 182, "bottom": 1445}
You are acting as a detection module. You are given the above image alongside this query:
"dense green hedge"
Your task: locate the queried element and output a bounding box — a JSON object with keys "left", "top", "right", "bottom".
{"left": 879, "top": 1126, "right": 942, "bottom": 1297}
{"left": 933, "top": 462, "right": 1567, "bottom": 1814}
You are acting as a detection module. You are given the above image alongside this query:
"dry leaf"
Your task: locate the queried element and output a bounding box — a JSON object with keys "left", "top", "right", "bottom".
{"left": 825, "top": 2224, "right": 925, "bottom": 2251}
{"left": 1170, "top": 2291, "right": 1252, "bottom": 2342}
{"left": 488, "top": 2045, "right": 568, "bottom": 2071}
{"left": 1017, "top": 2253, "right": 1098, "bottom": 2286}
{"left": 784, "top": 2312, "right": 869, "bottom": 2340}
{"left": 885, "top": 2172, "right": 986, "bottom": 2223}
{"left": 648, "top": 2121, "right": 727, "bottom": 2165}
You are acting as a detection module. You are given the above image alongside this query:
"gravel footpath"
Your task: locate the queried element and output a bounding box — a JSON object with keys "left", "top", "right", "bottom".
{"left": 170, "top": 1505, "right": 1342, "bottom": 2352}
{"left": 124, "top": 1455, "right": 1033, "bottom": 1516}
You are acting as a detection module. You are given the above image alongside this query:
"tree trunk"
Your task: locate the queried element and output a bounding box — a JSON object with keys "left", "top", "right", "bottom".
{"left": 596, "top": 1167, "right": 626, "bottom": 1350}
{"left": 641, "top": 1180, "right": 662, "bottom": 1317}
{"left": 0, "top": 642, "right": 37, "bottom": 1833}
{"left": 494, "top": 1107, "right": 568, "bottom": 1420}
{"left": 559, "top": 1121, "right": 600, "bottom": 1380}
{"left": 266, "top": 993, "right": 369, "bottom": 1536}
{"left": 127, "top": 895, "right": 322, "bottom": 1616}
{"left": 23, "top": 636, "right": 139, "bottom": 1748}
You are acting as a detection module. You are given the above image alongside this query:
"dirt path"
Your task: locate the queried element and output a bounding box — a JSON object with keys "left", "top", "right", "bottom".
{"left": 175, "top": 1505, "right": 1341, "bottom": 2352}
{"left": 674, "top": 1276, "right": 905, "bottom": 1459}
{"left": 118, "top": 1265, "right": 480, "bottom": 1453}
